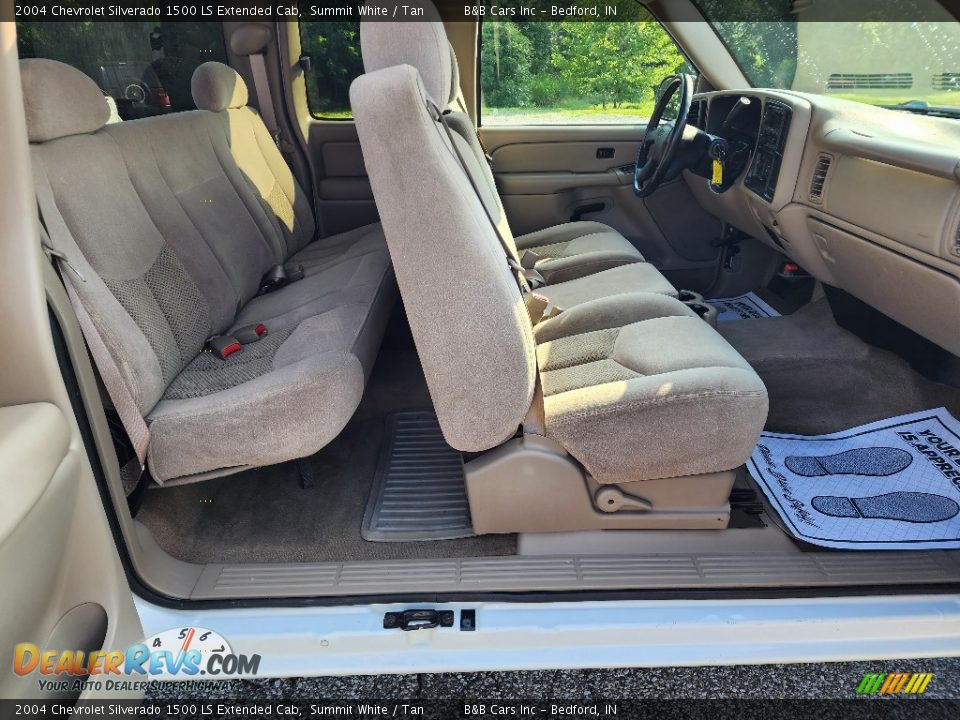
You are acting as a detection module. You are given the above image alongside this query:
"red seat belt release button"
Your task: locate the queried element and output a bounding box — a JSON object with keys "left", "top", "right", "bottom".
{"left": 207, "top": 335, "right": 242, "bottom": 359}
{"left": 233, "top": 323, "right": 268, "bottom": 344}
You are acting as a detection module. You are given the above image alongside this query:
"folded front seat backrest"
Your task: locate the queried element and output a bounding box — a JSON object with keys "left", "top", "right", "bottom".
{"left": 359, "top": 5, "right": 511, "bottom": 248}
{"left": 351, "top": 19, "right": 537, "bottom": 452}
{"left": 192, "top": 60, "right": 316, "bottom": 260}
{"left": 360, "top": 3, "right": 513, "bottom": 247}
{"left": 23, "top": 58, "right": 225, "bottom": 414}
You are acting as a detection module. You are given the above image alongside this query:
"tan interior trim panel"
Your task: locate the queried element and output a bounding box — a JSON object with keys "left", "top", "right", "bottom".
{"left": 822, "top": 126, "right": 960, "bottom": 181}
{"left": 805, "top": 218, "right": 960, "bottom": 356}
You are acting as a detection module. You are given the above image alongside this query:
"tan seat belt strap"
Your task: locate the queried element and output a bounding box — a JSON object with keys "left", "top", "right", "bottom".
{"left": 34, "top": 165, "right": 151, "bottom": 468}
{"left": 454, "top": 89, "right": 493, "bottom": 165}
{"left": 523, "top": 376, "right": 547, "bottom": 437}
{"left": 430, "top": 100, "right": 544, "bottom": 294}
{"left": 249, "top": 50, "right": 280, "bottom": 144}
{"left": 249, "top": 44, "right": 298, "bottom": 169}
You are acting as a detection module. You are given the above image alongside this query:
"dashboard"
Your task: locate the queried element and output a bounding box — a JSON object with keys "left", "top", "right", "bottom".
{"left": 683, "top": 89, "right": 960, "bottom": 356}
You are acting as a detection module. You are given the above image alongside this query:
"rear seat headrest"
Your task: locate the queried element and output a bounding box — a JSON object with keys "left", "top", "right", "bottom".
{"left": 19, "top": 59, "right": 110, "bottom": 143}
{"left": 360, "top": 1, "right": 459, "bottom": 107}
{"left": 192, "top": 61, "right": 248, "bottom": 112}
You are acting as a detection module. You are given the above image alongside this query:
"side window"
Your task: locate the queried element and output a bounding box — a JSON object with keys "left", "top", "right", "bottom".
{"left": 298, "top": 21, "right": 363, "bottom": 119}
{"left": 480, "top": 16, "right": 695, "bottom": 125}
{"left": 16, "top": 22, "right": 227, "bottom": 121}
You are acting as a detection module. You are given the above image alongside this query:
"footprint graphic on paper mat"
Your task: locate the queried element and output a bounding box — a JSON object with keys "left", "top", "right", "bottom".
{"left": 785, "top": 447, "right": 913, "bottom": 477}
{"left": 811, "top": 492, "right": 960, "bottom": 523}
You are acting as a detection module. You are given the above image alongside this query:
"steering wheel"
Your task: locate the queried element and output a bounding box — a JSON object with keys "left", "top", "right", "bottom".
{"left": 633, "top": 74, "right": 695, "bottom": 198}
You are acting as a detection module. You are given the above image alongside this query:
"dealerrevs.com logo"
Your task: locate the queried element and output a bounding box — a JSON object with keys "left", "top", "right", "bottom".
{"left": 14, "top": 627, "right": 260, "bottom": 692}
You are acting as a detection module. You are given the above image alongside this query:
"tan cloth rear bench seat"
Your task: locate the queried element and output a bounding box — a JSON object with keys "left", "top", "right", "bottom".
{"left": 22, "top": 58, "right": 395, "bottom": 484}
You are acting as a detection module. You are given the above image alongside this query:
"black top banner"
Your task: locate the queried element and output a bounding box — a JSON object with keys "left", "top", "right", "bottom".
{"left": 7, "top": 0, "right": 960, "bottom": 23}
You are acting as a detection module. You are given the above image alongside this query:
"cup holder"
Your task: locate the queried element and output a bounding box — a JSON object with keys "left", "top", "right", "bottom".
{"left": 677, "top": 289, "right": 704, "bottom": 305}
{"left": 688, "top": 302, "right": 719, "bottom": 328}
{"left": 677, "top": 290, "right": 716, "bottom": 327}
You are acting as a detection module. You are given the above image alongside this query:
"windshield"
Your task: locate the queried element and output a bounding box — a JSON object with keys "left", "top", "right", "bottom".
{"left": 698, "top": 0, "right": 960, "bottom": 113}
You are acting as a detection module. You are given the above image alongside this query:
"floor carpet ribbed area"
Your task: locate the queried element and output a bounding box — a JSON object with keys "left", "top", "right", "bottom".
{"left": 362, "top": 411, "right": 474, "bottom": 541}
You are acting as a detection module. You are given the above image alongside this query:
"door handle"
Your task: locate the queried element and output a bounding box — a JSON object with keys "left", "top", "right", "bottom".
{"left": 383, "top": 609, "right": 455, "bottom": 631}
{"left": 570, "top": 202, "right": 606, "bottom": 222}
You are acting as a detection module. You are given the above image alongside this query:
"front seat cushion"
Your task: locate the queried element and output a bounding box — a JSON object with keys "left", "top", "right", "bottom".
{"left": 536, "top": 263, "right": 677, "bottom": 310}
{"left": 514, "top": 221, "right": 645, "bottom": 284}
{"left": 533, "top": 293, "right": 769, "bottom": 484}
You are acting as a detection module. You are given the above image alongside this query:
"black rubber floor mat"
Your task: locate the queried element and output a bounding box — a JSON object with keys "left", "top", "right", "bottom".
{"left": 361, "top": 410, "right": 473, "bottom": 542}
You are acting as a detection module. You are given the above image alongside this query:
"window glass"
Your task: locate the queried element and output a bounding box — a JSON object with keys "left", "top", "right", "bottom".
{"left": 698, "top": 0, "right": 960, "bottom": 114}
{"left": 17, "top": 22, "right": 227, "bottom": 121}
{"left": 298, "top": 20, "right": 363, "bottom": 119}
{"left": 480, "top": 12, "right": 695, "bottom": 125}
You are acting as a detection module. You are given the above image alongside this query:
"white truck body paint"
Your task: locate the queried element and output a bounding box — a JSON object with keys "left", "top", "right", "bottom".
{"left": 134, "top": 594, "right": 960, "bottom": 678}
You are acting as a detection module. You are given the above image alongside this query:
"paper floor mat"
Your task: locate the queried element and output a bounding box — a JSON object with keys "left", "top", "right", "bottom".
{"left": 749, "top": 408, "right": 960, "bottom": 550}
{"left": 709, "top": 292, "right": 780, "bottom": 322}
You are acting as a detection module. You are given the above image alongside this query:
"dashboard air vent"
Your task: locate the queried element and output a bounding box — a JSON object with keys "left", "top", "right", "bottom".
{"left": 809, "top": 154, "right": 832, "bottom": 202}
{"left": 690, "top": 100, "right": 706, "bottom": 130}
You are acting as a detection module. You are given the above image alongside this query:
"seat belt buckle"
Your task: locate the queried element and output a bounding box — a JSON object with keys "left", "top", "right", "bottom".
{"left": 259, "top": 263, "right": 304, "bottom": 295}
{"left": 259, "top": 264, "right": 288, "bottom": 295}
{"left": 284, "top": 262, "right": 305, "bottom": 282}
{"left": 519, "top": 249, "right": 540, "bottom": 270}
{"left": 206, "top": 335, "right": 242, "bottom": 359}
{"left": 522, "top": 267, "right": 546, "bottom": 289}
{"left": 42, "top": 244, "right": 86, "bottom": 282}
{"left": 524, "top": 293, "right": 562, "bottom": 325}
{"left": 525, "top": 292, "right": 550, "bottom": 324}
{"left": 233, "top": 323, "right": 268, "bottom": 344}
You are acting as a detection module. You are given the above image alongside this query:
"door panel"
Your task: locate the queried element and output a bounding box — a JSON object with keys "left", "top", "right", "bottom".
{"left": 1, "top": 23, "right": 143, "bottom": 701}
{"left": 306, "top": 121, "right": 379, "bottom": 236}
{"left": 0, "top": 404, "right": 133, "bottom": 701}
{"left": 481, "top": 125, "right": 723, "bottom": 288}
{"left": 278, "top": 23, "right": 378, "bottom": 237}
{"left": 492, "top": 140, "right": 646, "bottom": 174}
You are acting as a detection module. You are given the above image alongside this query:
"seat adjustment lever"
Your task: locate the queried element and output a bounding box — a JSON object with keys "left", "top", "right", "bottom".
{"left": 593, "top": 485, "right": 653, "bottom": 513}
